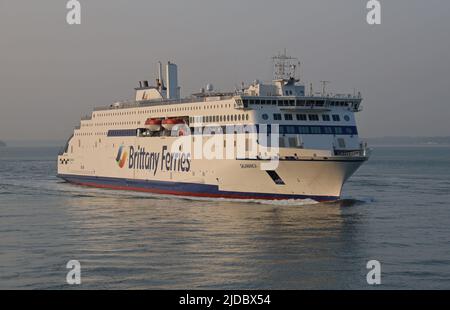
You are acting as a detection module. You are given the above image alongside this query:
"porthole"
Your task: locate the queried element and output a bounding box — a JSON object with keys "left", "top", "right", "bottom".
{"left": 262, "top": 114, "right": 269, "bottom": 120}
{"left": 344, "top": 115, "right": 350, "bottom": 122}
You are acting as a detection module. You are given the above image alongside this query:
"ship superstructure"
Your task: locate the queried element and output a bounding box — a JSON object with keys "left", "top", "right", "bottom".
{"left": 57, "top": 53, "right": 369, "bottom": 201}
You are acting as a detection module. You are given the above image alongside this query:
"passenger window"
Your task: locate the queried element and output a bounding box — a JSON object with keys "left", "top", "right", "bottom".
{"left": 296, "top": 114, "right": 307, "bottom": 121}
{"left": 284, "top": 114, "right": 293, "bottom": 121}
{"left": 332, "top": 115, "right": 340, "bottom": 122}
{"left": 322, "top": 115, "right": 330, "bottom": 121}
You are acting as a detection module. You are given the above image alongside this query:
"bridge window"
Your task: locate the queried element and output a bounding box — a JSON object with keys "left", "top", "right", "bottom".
{"left": 324, "top": 127, "right": 333, "bottom": 134}
{"left": 273, "top": 114, "right": 282, "bottom": 121}
{"left": 298, "top": 127, "right": 310, "bottom": 134}
{"left": 308, "top": 114, "right": 319, "bottom": 121}
{"left": 345, "top": 127, "right": 354, "bottom": 135}
{"left": 322, "top": 114, "right": 330, "bottom": 121}
{"left": 332, "top": 114, "right": 341, "bottom": 122}
{"left": 310, "top": 127, "right": 321, "bottom": 134}
{"left": 286, "top": 126, "right": 296, "bottom": 134}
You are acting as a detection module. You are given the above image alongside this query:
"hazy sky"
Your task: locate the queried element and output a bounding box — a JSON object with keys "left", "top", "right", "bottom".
{"left": 1, "top": 0, "right": 449, "bottom": 141}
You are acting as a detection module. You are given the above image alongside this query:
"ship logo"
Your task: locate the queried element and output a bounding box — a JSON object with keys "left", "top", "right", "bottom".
{"left": 115, "top": 145, "right": 128, "bottom": 168}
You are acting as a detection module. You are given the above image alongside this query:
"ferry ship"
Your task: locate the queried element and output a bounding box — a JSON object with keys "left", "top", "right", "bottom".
{"left": 57, "top": 53, "right": 370, "bottom": 201}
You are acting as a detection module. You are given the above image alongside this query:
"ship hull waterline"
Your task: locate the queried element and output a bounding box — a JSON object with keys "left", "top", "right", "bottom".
{"left": 57, "top": 157, "right": 366, "bottom": 202}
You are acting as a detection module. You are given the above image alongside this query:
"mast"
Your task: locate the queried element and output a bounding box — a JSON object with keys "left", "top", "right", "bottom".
{"left": 272, "top": 50, "right": 300, "bottom": 81}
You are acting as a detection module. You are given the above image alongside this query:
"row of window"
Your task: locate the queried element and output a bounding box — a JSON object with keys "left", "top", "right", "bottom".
{"left": 107, "top": 125, "right": 357, "bottom": 137}
{"left": 194, "top": 125, "right": 357, "bottom": 136}
{"left": 242, "top": 99, "right": 354, "bottom": 107}
{"left": 189, "top": 114, "right": 249, "bottom": 124}
{"left": 84, "top": 113, "right": 349, "bottom": 130}
{"left": 95, "top": 103, "right": 234, "bottom": 118}
{"left": 271, "top": 113, "right": 347, "bottom": 122}
{"left": 75, "top": 132, "right": 107, "bottom": 136}
{"left": 82, "top": 121, "right": 140, "bottom": 128}
{"left": 107, "top": 129, "right": 138, "bottom": 137}
{"left": 278, "top": 125, "right": 357, "bottom": 135}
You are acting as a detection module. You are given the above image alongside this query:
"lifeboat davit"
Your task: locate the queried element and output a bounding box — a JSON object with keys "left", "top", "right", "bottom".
{"left": 145, "top": 118, "right": 162, "bottom": 131}
{"left": 162, "top": 118, "right": 185, "bottom": 131}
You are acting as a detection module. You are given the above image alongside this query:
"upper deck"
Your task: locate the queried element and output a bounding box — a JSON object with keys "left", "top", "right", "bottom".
{"left": 79, "top": 54, "right": 363, "bottom": 132}
{"left": 91, "top": 92, "right": 362, "bottom": 115}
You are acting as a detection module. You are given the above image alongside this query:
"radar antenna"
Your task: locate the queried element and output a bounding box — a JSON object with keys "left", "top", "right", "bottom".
{"left": 272, "top": 50, "right": 300, "bottom": 81}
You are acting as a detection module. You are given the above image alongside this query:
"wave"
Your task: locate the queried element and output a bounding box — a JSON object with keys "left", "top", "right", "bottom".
{"left": 1, "top": 177, "right": 378, "bottom": 207}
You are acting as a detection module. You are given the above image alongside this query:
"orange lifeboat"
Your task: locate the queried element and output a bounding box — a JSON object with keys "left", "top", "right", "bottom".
{"left": 162, "top": 118, "right": 185, "bottom": 131}
{"left": 145, "top": 118, "right": 162, "bottom": 131}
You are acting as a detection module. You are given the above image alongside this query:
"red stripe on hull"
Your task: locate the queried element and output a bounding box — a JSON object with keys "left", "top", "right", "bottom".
{"left": 67, "top": 180, "right": 330, "bottom": 202}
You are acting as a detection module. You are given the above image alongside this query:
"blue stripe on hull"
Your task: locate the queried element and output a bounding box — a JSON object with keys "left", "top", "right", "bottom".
{"left": 57, "top": 174, "right": 339, "bottom": 202}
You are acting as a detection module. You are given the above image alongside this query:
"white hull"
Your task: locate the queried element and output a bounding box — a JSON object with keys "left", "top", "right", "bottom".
{"left": 58, "top": 136, "right": 367, "bottom": 201}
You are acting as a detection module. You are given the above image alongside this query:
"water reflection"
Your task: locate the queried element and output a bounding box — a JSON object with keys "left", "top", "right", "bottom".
{"left": 58, "top": 188, "right": 367, "bottom": 289}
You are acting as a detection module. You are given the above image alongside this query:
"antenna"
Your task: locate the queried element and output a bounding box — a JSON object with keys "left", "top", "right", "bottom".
{"left": 272, "top": 50, "right": 299, "bottom": 80}
{"left": 320, "top": 81, "right": 330, "bottom": 96}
